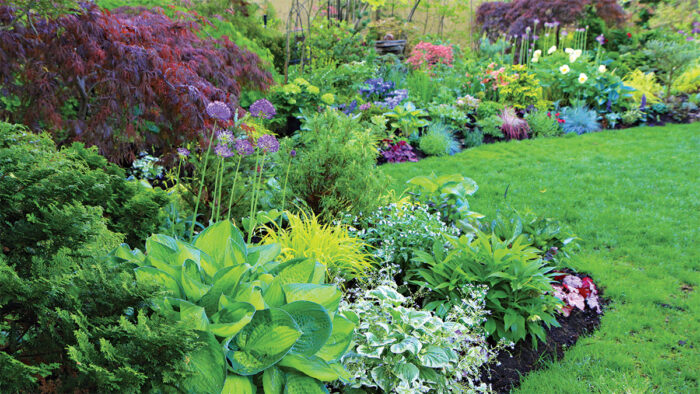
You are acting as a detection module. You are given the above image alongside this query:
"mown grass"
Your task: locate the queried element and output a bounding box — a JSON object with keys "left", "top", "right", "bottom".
{"left": 381, "top": 123, "right": 700, "bottom": 393}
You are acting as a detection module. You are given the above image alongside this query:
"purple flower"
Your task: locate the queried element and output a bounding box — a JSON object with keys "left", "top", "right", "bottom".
{"left": 687, "top": 36, "right": 694, "bottom": 41}
{"left": 360, "top": 78, "right": 395, "bottom": 100}
{"left": 214, "top": 144, "right": 234, "bottom": 158}
{"left": 249, "top": 99, "right": 276, "bottom": 119}
{"left": 692, "top": 28, "right": 700, "bottom": 34}
{"left": 257, "top": 134, "right": 279, "bottom": 153}
{"left": 533, "top": 18, "right": 540, "bottom": 25}
{"left": 532, "top": 35, "right": 539, "bottom": 41}
{"left": 640, "top": 94, "right": 647, "bottom": 111}
{"left": 216, "top": 130, "right": 234, "bottom": 144}
{"left": 290, "top": 149, "right": 297, "bottom": 157}
{"left": 561, "top": 30, "right": 568, "bottom": 37}
{"left": 206, "top": 101, "right": 232, "bottom": 121}
{"left": 678, "top": 30, "right": 685, "bottom": 35}
{"left": 234, "top": 139, "right": 255, "bottom": 156}
{"left": 359, "top": 103, "right": 371, "bottom": 111}
{"left": 596, "top": 34, "right": 605, "bottom": 45}
{"left": 177, "top": 147, "right": 190, "bottom": 158}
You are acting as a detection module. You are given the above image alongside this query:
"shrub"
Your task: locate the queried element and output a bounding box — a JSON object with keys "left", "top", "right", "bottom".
{"left": 0, "top": 3, "right": 272, "bottom": 163}
{"left": 344, "top": 202, "right": 459, "bottom": 272}
{"left": 476, "top": 115, "right": 504, "bottom": 138}
{"left": 623, "top": 69, "right": 664, "bottom": 105}
{"left": 621, "top": 109, "right": 644, "bottom": 126}
{"left": 380, "top": 139, "right": 419, "bottom": 163}
{"left": 340, "top": 282, "right": 498, "bottom": 393}
{"left": 560, "top": 105, "right": 601, "bottom": 134}
{"left": 463, "top": 128, "right": 485, "bottom": 148}
{"left": 526, "top": 110, "right": 562, "bottom": 138}
{"left": 412, "top": 231, "right": 562, "bottom": 345}
{"left": 418, "top": 123, "right": 461, "bottom": 156}
{"left": 262, "top": 211, "right": 374, "bottom": 281}
{"left": 499, "top": 107, "right": 530, "bottom": 140}
{"left": 406, "top": 41, "right": 454, "bottom": 70}
{"left": 643, "top": 39, "right": 699, "bottom": 98}
{"left": 673, "top": 65, "right": 700, "bottom": 94}
{"left": 498, "top": 66, "right": 543, "bottom": 109}
{"left": 286, "top": 110, "right": 385, "bottom": 219}
{"left": 476, "top": 100, "right": 505, "bottom": 119}
{"left": 0, "top": 122, "right": 170, "bottom": 265}
{"left": 113, "top": 221, "right": 356, "bottom": 392}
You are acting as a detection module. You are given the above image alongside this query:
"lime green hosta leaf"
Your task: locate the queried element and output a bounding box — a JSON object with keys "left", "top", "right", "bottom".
{"left": 226, "top": 308, "right": 301, "bottom": 375}
{"left": 316, "top": 314, "right": 355, "bottom": 362}
{"left": 110, "top": 243, "right": 146, "bottom": 265}
{"left": 394, "top": 361, "right": 419, "bottom": 383}
{"left": 134, "top": 266, "right": 181, "bottom": 297}
{"left": 234, "top": 282, "right": 266, "bottom": 310}
{"left": 262, "top": 277, "right": 286, "bottom": 308}
{"left": 274, "top": 258, "right": 321, "bottom": 286}
{"left": 280, "top": 301, "right": 332, "bottom": 356}
{"left": 278, "top": 354, "right": 349, "bottom": 382}
{"left": 179, "top": 299, "right": 209, "bottom": 331}
{"left": 283, "top": 284, "right": 341, "bottom": 317}
{"left": 390, "top": 336, "right": 422, "bottom": 355}
{"left": 283, "top": 372, "right": 329, "bottom": 394}
{"left": 181, "top": 331, "right": 226, "bottom": 393}
{"left": 263, "top": 366, "right": 285, "bottom": 394}
{"left": 210, "top": 302, "right": 256, "bottom": 338}
{"left": 222, "top": 374, "right": 255, "bottom": 394}
{"left": 407, "top": 175, "right": 438, "bottom": 193}
{"left": 247, "top": 243, "right": 281, "bottom": 266}
{"left": 194, "top": 220, "right": 247, "bottom": 268}
{"left": 200, "top": 265, "right": 251, "bottom": 316}
{"left": 181, "top": 259, "right": 212, "bottom": 302}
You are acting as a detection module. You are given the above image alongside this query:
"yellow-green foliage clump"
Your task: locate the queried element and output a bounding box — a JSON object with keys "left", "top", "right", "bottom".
{"left": 623, "top": 69, "right": 664, "bottom": 104}
{"left": 673, "top": 65, "right": 700, "bottom": 94}
{"left": 263, "top": 211, "right": 374, "bottom": 280}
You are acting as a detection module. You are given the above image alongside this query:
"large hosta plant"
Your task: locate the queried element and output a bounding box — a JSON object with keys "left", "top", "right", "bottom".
{"left": 110, "top": 221, "right": 355, "bottom": 393}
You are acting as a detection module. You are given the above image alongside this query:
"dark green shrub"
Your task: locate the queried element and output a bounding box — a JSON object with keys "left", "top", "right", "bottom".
{"left": 418, "top": 123, "right": 461, "bottom": 156}
{"left": 0, "top": 122, "right": 170, "bottom": 257}
{"left": 286, "top": 110, "right": 385, "bottom": 219}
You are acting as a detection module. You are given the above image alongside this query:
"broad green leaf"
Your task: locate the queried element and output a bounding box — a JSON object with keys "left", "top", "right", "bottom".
{"left": 134, "top": 266, "right": 181, "bottom": 297}
{"left": 222, "top": 374, "right": 255, "bottom": 394}
{"left": 278, "top": 354, "right": 347, "bottom": 382}
{"left": 316, "top": 314, "right": 355, "bottom": 362}
{"left": 181, "top": 259, "right": 211, "bottom": 302}
{"left": 367, "top": 286, "right": 405, "bottom": 305}
{"left": 283, "top": 372, "right": 329, "bottom": 394}
{"left": 262, "top": 277, "right": 286, "bottom": 308}
{"left": 274, "top": 258, "right": 317, "bottom": 286}
{"left": 194, "top": 220, "right": 247, "bottom": 267}
{"left": 419, "top": 346, "right": 451, "bottom": 368}
{"left": 407, "top": 175, "right": 438, "bottom": 193}
{"left": 210, "top": 302, "right": 256, "bottom": 337}
{"left": 390, "top": 336, "right": 422, "bottom": 355}
{"left": 370, "top": 365, "right": 392, "bottom": 392}
{"left": 247, "top": 243, "right": 281, "bottom": 266}
{"left": 181, "top": 331, "right": 226, "bottom": 393}
{"left": 280, "top": 301, "right": 332, "bottom": 356}
{"left": 200, "top": 265, "right": 251, "bottom": 315}
{"left": 394, "top": 361, "right": 419, "bottom": 383}
{"left": 226, "top": 308, "right": 301, "bottom": 375}
{"left": 283, "top": 284, "right": 341, "bottom": 317}
{"left": 179, "top": 299, "right": 209, "bottom": 331}
{"left": 262, "top": 366, "right": 285, "bottom": 394}
{"left": 234, "top": 283, "right": 266, "bottom": 310}
{"left": 404, "top": 310, "right": 431, "bottom": 329}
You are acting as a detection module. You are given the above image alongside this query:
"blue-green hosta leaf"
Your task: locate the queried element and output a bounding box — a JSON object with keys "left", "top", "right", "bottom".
{"left": 247, "top": 243, "right": 281, "bottom": 267}
{"left": 134, "top": 266, "right": 181, "bottom": 297}
{"left": 209, "top": 302, "right": 256, "bottom": 338}
{"left": 283, "top": 372, "right": 329, "bottom": 394}
{"left": 200, "top": 265, "right": 251, "bottom": 316}
{"left": 316, "top": 314, "right": 355, "bottom": 362}
{"left": 390, "top": 336, "right": 422, "bottom": 355}
{"left": 278, "top": 354, "right": 349, "bottom": 382}
{"left": 181, "top": 259, "right": 211, "bottom": 302}
{"left": 262, "top": 277, "right": 286, "bottom": 308}
{"left": 280, "top": 301, "right": 332, "bottom": 356}
{"left": 393, "top": 361, "right": 419, "bottom": 383}
{"left": 273, "top": 258, "right": 318, "bottom": 286}
{"left": 283, "top": 284, "right": 341, "bottom": 317}
{"left": 226, "top": 308, "right": 301, "bottom": 375}
{"left": 179, "top": 299, "right": 209, "bottom": 331}
{"left": 263, "top": 366, "right": 285, "bottom": 394}
{"left": 418, "top": 346, "right": 452, "bottom": 368}
{"left": 367, "top": 286, "right": 405, "bottom": 306}
{"left": 222, "top": 374, "right": 255, "bottom": 394}
{"left": 181, "top": 331, "right": 226, "bottom": 393}
{"left": 194, "top": 220, "right": 247, "bottom": 268}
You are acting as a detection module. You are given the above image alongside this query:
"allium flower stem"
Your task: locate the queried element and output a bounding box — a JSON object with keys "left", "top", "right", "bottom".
{"left": 280, "top": 153, "right": 293, "bottom": 216}
{"left": 226, "top": 155, "right": 243, "bottom": 222}
{"left": 247, "top": 152, "right": 261, "bottom": 243}
{"left": 189, "top": 126, "right": 216, "bottom": 239}
{"left": 213, "top": 157, "right": 225, "bottom": 223}
{"left": 171, "top": 158, "right": 182, "bottom": 237}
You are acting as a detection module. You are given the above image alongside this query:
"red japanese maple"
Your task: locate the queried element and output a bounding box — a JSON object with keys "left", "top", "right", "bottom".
{"left": 0, "top": 3, "right": 272, "bottom": 163}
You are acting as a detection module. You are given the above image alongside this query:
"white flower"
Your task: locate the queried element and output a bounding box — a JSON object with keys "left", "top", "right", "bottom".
{"left": 533, "top": 49, "right": 542, "bottom": 57}
{"left": 598, "top": 64, "right": 607, "bottom": 73}
{"left": 574, "top": 49, "right": 582, "bottom": 57}
{"left": 532, "top": 56, "right": 539, "bottom": 63}
{"left": 547, "top": 46, "right": 557, "bottom": 54}
{"left": 560, "top": 64, "right": 570, "bottom": 74}
{"left": 569, "top": 53, "right": 580, "bottom": 63}
{"left": 565, "top": 47, "right": 574, "bottom": 54}
{"left": 578, "top": 73, "right": 588, "bottom": 83}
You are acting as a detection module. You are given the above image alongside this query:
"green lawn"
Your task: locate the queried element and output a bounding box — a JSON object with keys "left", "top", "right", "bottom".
{"left": 381, "top": 124, "right": 700, "bottom": 393}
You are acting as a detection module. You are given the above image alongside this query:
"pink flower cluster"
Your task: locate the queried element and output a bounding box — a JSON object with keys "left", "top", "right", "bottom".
{"left": 551, "top": 273, "right": 602, "bottom": 317}
{"left": 406, "top": 42, "right": 454, "bottom": 70}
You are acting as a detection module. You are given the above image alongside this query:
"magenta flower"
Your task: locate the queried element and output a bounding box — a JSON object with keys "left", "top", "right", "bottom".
{"left": 249, "top": 99, "right": 276, "bottom": 119}
{"left": 359, "top": 103, "right": 371, "bottom": 111}
{"left": 206, "top": 101, "right": 232, "bottom": 121}
{"left": 234, "top": 139, "right": 255, "bottom": 156}
{"left": 596, "top": 34, "right": 605, "bottom": 45}
{"left": 177, "top": 147, "right": 190, "bottom": 158}
{"left": 290, "top": 149, "right": 297, "bottom": 157}
{"left": 257, "top": 134, "right": 279, "bottom": 153}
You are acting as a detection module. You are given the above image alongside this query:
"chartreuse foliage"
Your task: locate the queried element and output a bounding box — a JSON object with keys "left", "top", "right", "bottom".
{"left": 111, "top": 221, "right": 355, "bottom": 393}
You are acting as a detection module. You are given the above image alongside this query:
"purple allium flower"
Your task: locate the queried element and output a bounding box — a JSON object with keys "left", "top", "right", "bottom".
{"left": 532, "top": 35, "right": 539, "bottom": 41}
{"left": 640, "top": 94, "right": 647, "bottom": 111}
{"left": 359, "top": 103, "right": 371, "bottom": 111}
{"left": 692, "top": 28, "right": 700, "bottom": 34}
{"left": 257, "top": 134, "right": 279, "bottom": 153}
{"left": 596, "top": 34, "right": 605, "bottom": 45}
{"left": 214, "top": 144, "right": 234, "bottom": 158}
{"left": 290, "top": 149, "right": 297, "bottom": 157}
{"left": 561, "top": 30, "right": 568, "bottom": 37}
{"left": 249, "top": 99, "right": 276, "bottom": 119}
{"left": 687, "top": 36, "right": 694, "bottom": 41}
{"left": 533, "top": 18, "right": 540, "bottom": 25}
{"left": 206, "top": 101, "right": 232, "bottom": 121}
{"left": 234, "top": 139, "right": 255, "bottom": 156}
{"left": 177, "top": 147, "right": 190, "bottom": 158}
{"left": 554, "top": 21, "right": 560, "bottom": 27}
{"left": 678, "top": 30, "right": 685, "bottom": 35}
{"left": 216, "top": 130, "right": 234, "bottom": 144}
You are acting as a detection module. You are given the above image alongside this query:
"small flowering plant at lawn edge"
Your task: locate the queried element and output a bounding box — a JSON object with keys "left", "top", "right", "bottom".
{"left": 551, "top": 273, "right": 603, "bottom": 317}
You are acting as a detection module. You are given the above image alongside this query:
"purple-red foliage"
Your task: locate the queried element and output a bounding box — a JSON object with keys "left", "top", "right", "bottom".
{"left": 476, "top": 0, "right": 625, "bottom": 38}
{"left": 499, "top": 108, "right": 529, "bottom": 140}
{"left": 0, "top": 3, "right": 272, "bottom": 163}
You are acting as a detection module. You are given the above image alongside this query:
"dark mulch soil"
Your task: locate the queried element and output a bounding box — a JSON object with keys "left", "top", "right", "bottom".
{"left": 481, "top": 276, "right": 606, "bottom": 393}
